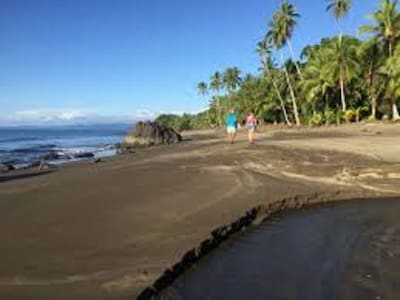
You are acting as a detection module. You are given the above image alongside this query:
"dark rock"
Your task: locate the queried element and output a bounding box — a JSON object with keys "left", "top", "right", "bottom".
{"left": 181, "top": 249, "right": 197, "bottom": 265}
{"left": 118, "top": 145, "right": 135, "bottom": 154}
{"left": 137, "top": 287, "right": 157, "bottom": 300}
{"left": 153, "top": 269, "right": 175, "bottom": 291}
{"left": 28, "top": 161, "right": 50, "bottom": 170}
{"left": 74, "top": 152, "right": 95, "bottom": 159}
{"left": 0, "top": 163, "right": 15, "bottom": 173}
{"left": 41, "top": 151, "right": 61, "bottom": 161}
{"left": 101, "top": 143, "right": 117, "bottom": 151}
{"left": 121, "top": 121, "right": 182, "bottom": 152}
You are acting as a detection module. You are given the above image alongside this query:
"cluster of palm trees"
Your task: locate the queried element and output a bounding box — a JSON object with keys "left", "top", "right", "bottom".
{"left": 197, "top": 67, "right": 242, "bottom": 127}
{"left": 194, "top": 0, "right": 400, "bottom": 128}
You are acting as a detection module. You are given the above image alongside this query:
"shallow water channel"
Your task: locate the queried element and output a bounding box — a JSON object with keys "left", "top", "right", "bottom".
{"left": 160, "top": 198, "right": 400, "bottom": 300}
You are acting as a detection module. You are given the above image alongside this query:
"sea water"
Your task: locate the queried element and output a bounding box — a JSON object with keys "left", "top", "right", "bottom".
{"left": 0, "top": 124, "right": 130, "bottom": 169}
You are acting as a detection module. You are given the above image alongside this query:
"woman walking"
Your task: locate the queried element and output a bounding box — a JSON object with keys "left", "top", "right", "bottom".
{"left": 246, "top": 112, "right": 257, "bottom": 144}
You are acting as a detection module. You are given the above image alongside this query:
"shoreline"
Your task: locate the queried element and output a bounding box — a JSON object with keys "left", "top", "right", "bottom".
{"left": 0, "top": 121, "right": 395, "bottom": 180}
{"left": 0, "top": 123, "right": 400, "bottom": 299}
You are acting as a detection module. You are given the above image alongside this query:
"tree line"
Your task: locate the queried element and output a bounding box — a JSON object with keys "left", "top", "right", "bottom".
{"left": 157, "top": 0, "right": 400, "bottom": 130}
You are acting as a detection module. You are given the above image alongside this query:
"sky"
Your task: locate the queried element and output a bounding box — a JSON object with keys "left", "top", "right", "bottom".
{"left": 0, "top": 0, "right": 380, "bottom": 125}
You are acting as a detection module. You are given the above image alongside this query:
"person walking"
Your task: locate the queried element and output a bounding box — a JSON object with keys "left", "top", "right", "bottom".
{"left": 226, "top": 108, "right": 238, "bottom": 144}
{"left": 246, "top": 112, "right": 257, "bottom": 144}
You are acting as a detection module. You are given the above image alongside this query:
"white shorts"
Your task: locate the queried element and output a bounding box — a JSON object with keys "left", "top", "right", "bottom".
{"left": 227, "top": 126, "right": 236, "bottom": 134}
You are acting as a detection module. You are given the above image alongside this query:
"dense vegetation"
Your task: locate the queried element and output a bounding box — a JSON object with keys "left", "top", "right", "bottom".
{"left": 158, "top": 0, "right": 400, "bottom": 130}
{"left": 155, "top": 113, "right": 210, "bottom": 131}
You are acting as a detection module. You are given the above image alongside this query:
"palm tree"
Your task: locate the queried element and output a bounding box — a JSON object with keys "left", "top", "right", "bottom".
{"left": 326, "top": 0, "right": 352, "bottom": 35}
{"left": 197, "top": 82, "right": 208, "bottom": 98}
{"left": 324, "top": 37, "right": 360, "bottom": 113}
{"left": 360, "top": 0, "right": 400, "bottom": 57}
{"left": 240, "top": 74, "right": 262, "bottom": 116}
{"left": 267, "top": 1, "right": 302, "bottom": 125}
{"left": 325, "top": 37, "right": 360, "bottom": 111}
{"left": 379, "top": 45, "right": 400, "bottom": 119}
{"left": 256, "top": 40, "right": 291, "bottom": 125}
{"left": 210, "top": 72, "right": 223, "bottom": 126}
{"left": 223, "top": 67, "right": 242, "bottom": 93}
{"left": 223, "top": 67, "right": 242, "bottom": 109}
{"left": 281, "top": 55, "right": 301, "bottom": 126}
{"left": 197, "top": 81, "right": 212, "bottom": 127}
{"left": 301, "top": 46, "right": 334, "bottom": 123}
{"left": 357, "top": 38, "right": 384, "bottom": 119}
{"left": 360, "top": 0, "right": 400, "bottom": 119}
{"left": 267, "top": 1, "right": 302, "bottom": 78}
{"left": 326, "top": 0, "right": 353, "bottom": 112}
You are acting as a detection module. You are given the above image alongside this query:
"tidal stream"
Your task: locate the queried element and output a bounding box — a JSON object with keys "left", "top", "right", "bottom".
{"left": 160, "top": 198, "right": 400, "bottom": 300}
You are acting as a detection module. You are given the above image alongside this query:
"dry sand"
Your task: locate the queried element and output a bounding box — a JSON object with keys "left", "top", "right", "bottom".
{"left": 0, "top": 123, "right": 400, "bottom": 299}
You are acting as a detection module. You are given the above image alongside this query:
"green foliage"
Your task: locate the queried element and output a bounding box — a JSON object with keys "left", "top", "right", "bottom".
{"left": 324, "top": 109, "right": 337, "bottom": 125}
{"left": 310, "top": 113, "right": 324, "bottom": 126}
{"left": 155, "top": 113, "right": 208, "bottom": 131}
{"left": 169, "top": 0, "right": 400, "bottom": 128}
{"left": 343, "top": 109, "right": 356, "bottom": 123}
{"left": 267, "top": 1, "right": 300, "bottom": 49}
{"left": 326, "top": 0, "right": 352, "bottom": 21}
{"left": 359, "top": 0, "right": 400, "bottom": 57}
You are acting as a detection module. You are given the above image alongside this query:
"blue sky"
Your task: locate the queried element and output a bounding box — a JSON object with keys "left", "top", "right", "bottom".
{"left": 0, "top": 0, "right": 379, "bottom": 124}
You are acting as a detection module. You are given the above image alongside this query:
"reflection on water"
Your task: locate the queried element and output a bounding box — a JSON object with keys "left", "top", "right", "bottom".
{"left": 160, "top": 199, "right": 400, "bottom": 300}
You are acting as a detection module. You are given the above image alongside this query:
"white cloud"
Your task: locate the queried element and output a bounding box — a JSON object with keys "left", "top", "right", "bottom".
{"left": 0, "top": 107, "right": 202, "bottom": 126}
{"left": 155, "top": 109, "right": 204, "bottom": 116}
{"left": 10, "top": 109, "right": 88, "bottom": 122}
{"left": 0, "top": 108, "right": 148, "bottom": 125}
{"left": 134, "top": 108, "right": 157, "bottom": 120}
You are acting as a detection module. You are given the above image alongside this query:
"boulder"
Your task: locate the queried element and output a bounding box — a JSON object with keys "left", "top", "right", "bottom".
{"left": 74, "top": 152, "right": 95, "bottom": 159}
{"left": 0, "top": 163, "right": 15, "bottom": 173}
{"left": 41, "top": 151, "right": 61, "bottom": 161}
{"left": 29, "top": 160, "right": 50, "bottom": 170}
{"left": 121, "top": 121, "right": 182, "bottom": 151}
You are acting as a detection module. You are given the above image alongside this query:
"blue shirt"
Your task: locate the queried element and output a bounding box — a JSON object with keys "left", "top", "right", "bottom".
{"left": 226, "top": 113, "right": 237, "bottom": 128}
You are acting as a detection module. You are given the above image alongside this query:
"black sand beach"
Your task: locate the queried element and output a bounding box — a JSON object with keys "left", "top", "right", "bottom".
{"left": 0, "top": 124, "right": 400, "bottom": 299}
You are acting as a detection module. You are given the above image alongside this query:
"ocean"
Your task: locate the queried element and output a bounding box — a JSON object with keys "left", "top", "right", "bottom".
{"left": 0, "top": 124, "right": 131, "bottom": 169}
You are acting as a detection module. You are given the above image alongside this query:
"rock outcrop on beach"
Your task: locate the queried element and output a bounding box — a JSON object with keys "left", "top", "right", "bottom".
{"left": 41, "top": 151, "right": 61, "bottom": 161}
{"left": 121, "top": 121, "right": 182, "bottom": 152}
{"left": 0, "top": 163, "right": 15, "bottom": 173}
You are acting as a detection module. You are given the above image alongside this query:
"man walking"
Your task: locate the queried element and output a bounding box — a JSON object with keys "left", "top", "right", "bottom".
{"left": 226, "top": 108, "right": 238, "bottom": 144}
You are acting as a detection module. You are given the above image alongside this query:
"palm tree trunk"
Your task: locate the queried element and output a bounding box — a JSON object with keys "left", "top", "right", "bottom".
{"left": 368, "top": 66, "right": 376, "bottom": 120}
{"left": 370, "top": 94, "right": 377, "bottom": 120}
{"left": 217, "top": 96, "right": 222, "bottom": 127}
{"left": 324, "top": 94, "right": 330, "bottom": 126}
{"left": 392, "top": 101, "right": 400, "bottom": 120}
{"left": 388, "top": 40, "right": 399, "bottom": 121}
{"left": 227, "top": 89, "right": 232, "bottom": 109}
{"left": 287, "top": 39, "right": 303, "bottom": 80}
{"left": 264, "top": 63, "right": 291, "bottom": 126}
{"left": 340, "top": 74, "right": 346, "bottom": 112}
{"left": 337, "top": 34, "right": 347, "bottom": 112}
{"left": 206, "top": 109, "right": 213, "bottom": 128}
{"left": 335, "top": 104, "right": 341, "bottom": 125}
{"left": 282, "top": 62, "right": 301, "bottom": 126}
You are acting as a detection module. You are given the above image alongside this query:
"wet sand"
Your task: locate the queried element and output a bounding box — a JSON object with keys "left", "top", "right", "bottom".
{"left": 162, "top": 198, "right": 400, "bottom": 300}
{"left": 0, "top": 123, "right": 400, "bottom": 299}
